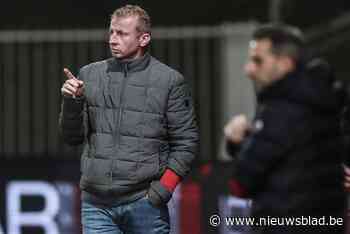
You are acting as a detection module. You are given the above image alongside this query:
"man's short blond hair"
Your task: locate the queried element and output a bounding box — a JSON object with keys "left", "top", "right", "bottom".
{"left": 111, "top": 5, "right": 151, "bottom": 34}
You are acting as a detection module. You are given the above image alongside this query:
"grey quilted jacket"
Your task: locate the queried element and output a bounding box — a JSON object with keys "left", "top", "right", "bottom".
{"left": 59, "top": 53, "right": 198, "bottom": 205}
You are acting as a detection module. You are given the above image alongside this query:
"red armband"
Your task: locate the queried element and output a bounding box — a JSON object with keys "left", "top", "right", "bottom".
{"left": 160, "top": 169, "right": 181, "bottom": 192}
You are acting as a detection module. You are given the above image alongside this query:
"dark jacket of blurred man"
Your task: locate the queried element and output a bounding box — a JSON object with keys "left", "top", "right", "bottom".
{"left": 59, "top": 5, "right": 198, "bottom": 234}
{"left": 224, "top": 24, "right": 346, "bottom": 234}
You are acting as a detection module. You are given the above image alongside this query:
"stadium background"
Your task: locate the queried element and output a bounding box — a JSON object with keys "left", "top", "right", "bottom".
{"left": 1, "top": 1, "right": 350, "bottom": 233}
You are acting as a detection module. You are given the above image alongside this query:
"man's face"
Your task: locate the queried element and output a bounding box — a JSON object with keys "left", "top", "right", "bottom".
{"left": 109, "top": 16, "right": 148, "bottom": 61}
{"left": 244, "top": 39, "right": 284, "bottom": 87}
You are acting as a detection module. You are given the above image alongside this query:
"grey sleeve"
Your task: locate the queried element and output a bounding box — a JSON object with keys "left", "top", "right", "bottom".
{"left": 165, "top": 72, "right": 199, "bottom": 178}
{"left": 59, "top": 68, "right": 89, "bottom": 146}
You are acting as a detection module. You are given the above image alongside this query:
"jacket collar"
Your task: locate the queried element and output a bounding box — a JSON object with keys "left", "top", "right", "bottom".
{"left": 257, "top": 63, "right": 341, "bottom": 112}
{"left": 107, "top": 52, "right": 151, "bottom": 74}
{"left": 257, "top": 68, "right": 302, "bottom": 102}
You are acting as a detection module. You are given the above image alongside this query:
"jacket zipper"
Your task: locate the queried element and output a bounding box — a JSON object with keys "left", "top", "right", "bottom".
{"left": 109, "top": 63, "right": 128, "bottom": 185}
{"left": 117, "top": 64, "right": 128, "bottom": 149}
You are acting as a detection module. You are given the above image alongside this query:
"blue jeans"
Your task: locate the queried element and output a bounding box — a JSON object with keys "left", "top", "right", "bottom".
{"left": 81, "top": 196, "right": 170, "bottom": 234}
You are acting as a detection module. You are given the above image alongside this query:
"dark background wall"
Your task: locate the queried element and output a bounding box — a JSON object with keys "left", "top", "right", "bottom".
{"left": 2, "top": 0, "right": 350, "bottom": 29}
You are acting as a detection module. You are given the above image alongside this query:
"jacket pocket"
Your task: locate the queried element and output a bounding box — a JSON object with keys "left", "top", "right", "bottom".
{"left": 83, "top": 157, "right": 111, "bottom": 185}
{"left": 113, "top": 159, "right": 137, "bottom": 183}
{"left": 158, "top": 143, "right": 169, "bottom": 176}
{"left": 80, "top": 156, "right": 86, "bottom": 173}
{"left": 136, "top": 153, "right": 159, "bottom": 183}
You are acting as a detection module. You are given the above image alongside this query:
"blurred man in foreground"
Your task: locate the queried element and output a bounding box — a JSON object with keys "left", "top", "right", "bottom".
{"left": 225, "top": 24, "right": 346, "bottom": 234}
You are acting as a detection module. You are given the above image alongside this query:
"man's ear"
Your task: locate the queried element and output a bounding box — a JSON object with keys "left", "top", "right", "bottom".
{"left": 279, "top": 56, "right": 295, "bottom": 73}
{"left": 139, "top": 33, "right": 151, "bottom": 47}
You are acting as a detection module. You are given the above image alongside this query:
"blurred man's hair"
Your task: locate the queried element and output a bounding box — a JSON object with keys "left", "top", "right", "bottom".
{"left": 253, "top": 24, "right": 306, "bottom": 63}
{"left": 111, "top": 5, "right": 151, "bottom": 34}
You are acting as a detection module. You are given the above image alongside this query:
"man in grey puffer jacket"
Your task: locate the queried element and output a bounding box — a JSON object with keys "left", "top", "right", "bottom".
{"left": 59, "top": 5, "right": 198, "bottom": 234}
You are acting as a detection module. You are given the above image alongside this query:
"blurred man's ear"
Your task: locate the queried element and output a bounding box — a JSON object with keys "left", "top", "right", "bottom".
{"left": 139, "top": 33, "right": 151, "bottom": 47}
{"left": 279, "top": 56, "right": 295, "bottom": 73}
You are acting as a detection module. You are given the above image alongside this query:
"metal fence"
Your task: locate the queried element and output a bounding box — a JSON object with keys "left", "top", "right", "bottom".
{"left": 0, "top": 26, "right": 225, "bottom": 162}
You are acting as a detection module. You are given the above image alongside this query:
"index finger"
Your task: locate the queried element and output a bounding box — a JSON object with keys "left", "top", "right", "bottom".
{"left": 63, "top": 68, "right": 77, "bottom": 80}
